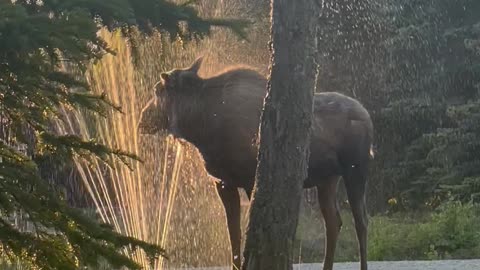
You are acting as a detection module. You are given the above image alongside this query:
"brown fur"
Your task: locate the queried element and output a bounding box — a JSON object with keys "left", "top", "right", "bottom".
{"left": 138, "top": 57, "right": 374, "bottom": 270}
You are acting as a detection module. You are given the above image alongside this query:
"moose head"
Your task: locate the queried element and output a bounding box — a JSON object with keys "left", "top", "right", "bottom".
{"left": 137, "top": 57, "right": 204, "bottom": 136}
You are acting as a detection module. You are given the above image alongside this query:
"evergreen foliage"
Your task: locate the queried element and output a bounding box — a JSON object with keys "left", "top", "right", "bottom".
{"left": 316, "top": 0, "right": 480, "bottom": 211}
{"left": 0, "top": 0, "right": 245, "bottom": 269}
{"left": 379, "top": 0, "right": 480, "bottom": 209}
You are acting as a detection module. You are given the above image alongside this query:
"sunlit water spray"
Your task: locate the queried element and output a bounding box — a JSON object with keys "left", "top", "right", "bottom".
{"left": 51, "top": 0, "right": 271, "bottom": 268}
{"left": 54, "top": 29, "right": 239, "bottom": 269}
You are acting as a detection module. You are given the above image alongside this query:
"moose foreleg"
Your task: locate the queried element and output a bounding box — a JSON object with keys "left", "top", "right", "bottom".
{"left": 216, "top": 182, "right": 241, "bottom": 270}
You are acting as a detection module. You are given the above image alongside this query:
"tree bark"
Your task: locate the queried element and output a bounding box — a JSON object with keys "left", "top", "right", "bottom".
{"left": 242, "top": 1, "right": 320, "bottom": 270}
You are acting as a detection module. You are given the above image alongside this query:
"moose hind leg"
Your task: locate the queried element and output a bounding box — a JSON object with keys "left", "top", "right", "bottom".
{"left": 344, "top": 167, "right": 369, "bottom": 270}
{"left": 317, "top": 176, "right": 342, "bottom": 270}
{"left": 215, "top": 182, "right": 241, "bottom": 270}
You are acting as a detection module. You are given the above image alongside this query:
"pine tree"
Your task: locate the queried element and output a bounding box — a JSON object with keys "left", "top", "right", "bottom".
{"left": 314, "top": 0, "right": 480, "bottom": 211}
{"left": 379, "top": 0, "right": 480, "bottom": 209}
{"left": 0, "top": 0, "right": 246, "bottom": 269}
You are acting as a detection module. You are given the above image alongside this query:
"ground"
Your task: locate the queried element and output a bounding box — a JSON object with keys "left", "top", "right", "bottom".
{"left": 176, "top": 260, "right": 480, "bottom": 270}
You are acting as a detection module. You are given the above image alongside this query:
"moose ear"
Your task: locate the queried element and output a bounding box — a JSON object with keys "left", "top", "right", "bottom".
{"left": 187, "top": 56, "right": 204, "bottom": 74}
{"left": 160, "top": 73, "right": 169, "bottom": 83}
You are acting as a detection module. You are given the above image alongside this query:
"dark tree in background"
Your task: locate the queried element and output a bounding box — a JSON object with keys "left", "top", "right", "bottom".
{"left": 241, "top": 0, "right": 320, "bottom": 269}
{"left": 0, "top": 0, "right": 246, "bottom": 269}
{"left": 315, "top": 0, "right": 480, "bottom": 212}
{"left": 315, "top": 0, "right": 391, "bottom": 213}
{"left": 376, "top": 0, "right": 480, "bottom": 209}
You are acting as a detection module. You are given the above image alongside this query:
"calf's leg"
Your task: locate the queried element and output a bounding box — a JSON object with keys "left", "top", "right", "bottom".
{"left": 344, "top": 167, "right": 369, "bottom": 270}
{"left": 317, "top": 176, "right": 342, "bottom": 270}
{"left": 216, "top": 182, "right": 241, "bottom": 270}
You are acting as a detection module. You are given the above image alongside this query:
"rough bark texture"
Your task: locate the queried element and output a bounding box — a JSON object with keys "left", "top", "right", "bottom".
{"left": 242, "top": 1, "right": 320, "bottom": 270}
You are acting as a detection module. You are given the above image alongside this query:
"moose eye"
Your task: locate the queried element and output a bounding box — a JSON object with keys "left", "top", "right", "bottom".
{"left": 153, "top": 81, "right": 164, "bottom": 96}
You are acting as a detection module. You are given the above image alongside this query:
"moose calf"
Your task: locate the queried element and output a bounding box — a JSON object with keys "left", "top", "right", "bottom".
{"left": 138, "top": 57, "right": 374, "bottom": 270}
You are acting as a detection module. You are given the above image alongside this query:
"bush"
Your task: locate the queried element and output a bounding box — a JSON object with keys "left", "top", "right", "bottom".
{"left": 368, "top": 201, "right": 480, "bottom": 261}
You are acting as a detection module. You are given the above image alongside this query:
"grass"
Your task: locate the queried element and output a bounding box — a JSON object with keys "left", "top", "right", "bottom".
{"left": 2, "top": 201, "right": 479, "bottom": 269}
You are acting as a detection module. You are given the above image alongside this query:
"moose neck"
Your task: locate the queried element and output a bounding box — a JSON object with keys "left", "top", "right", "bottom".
{"left": 170, "top": 87, "right": 221, "bottom": 152}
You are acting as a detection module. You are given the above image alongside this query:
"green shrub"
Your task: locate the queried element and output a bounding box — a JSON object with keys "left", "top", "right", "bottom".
{"left": 368, "top": 201, "right": 480, "bottom": 261}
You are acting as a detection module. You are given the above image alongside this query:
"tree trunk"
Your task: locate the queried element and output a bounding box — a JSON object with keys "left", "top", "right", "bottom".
{"left": 241, "top": 1, "right": 320, "bottom": 270}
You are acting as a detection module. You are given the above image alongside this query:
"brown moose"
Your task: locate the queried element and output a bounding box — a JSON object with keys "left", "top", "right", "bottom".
{"left": 138, "top": 57, "right": 374, "bottom": 270}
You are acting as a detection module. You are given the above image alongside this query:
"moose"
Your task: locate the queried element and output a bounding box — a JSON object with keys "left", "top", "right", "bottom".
{"left": 138, "top": 57, "right": 374, "bottom": 270}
